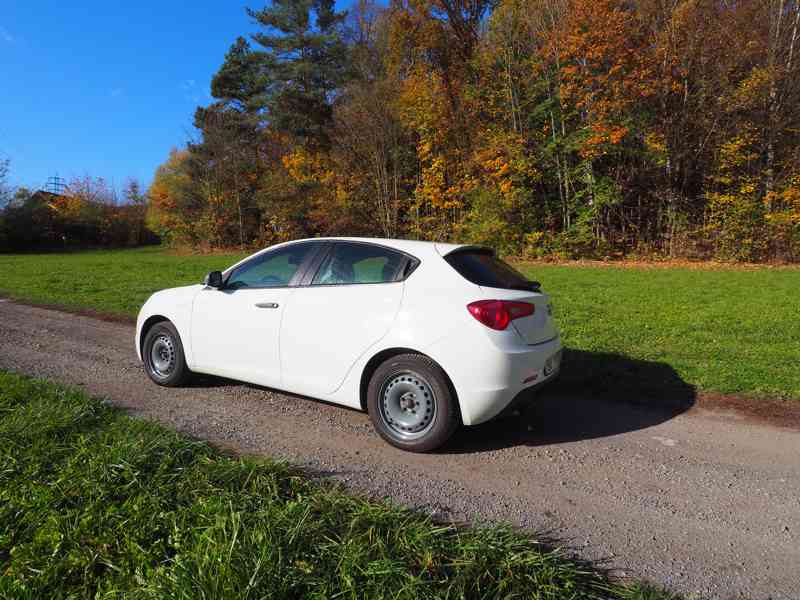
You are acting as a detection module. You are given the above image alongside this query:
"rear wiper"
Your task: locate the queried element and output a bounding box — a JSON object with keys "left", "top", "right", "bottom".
{"left": 510, "top": 281, "right": 541, "bottom": 292}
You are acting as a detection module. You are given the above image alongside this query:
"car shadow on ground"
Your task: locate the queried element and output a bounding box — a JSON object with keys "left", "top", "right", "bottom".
{"left": 446, "top": 348, "right": 696, "bottom": 453}
{"left": 183, "top": 374, "right": 241, "bottom": 389}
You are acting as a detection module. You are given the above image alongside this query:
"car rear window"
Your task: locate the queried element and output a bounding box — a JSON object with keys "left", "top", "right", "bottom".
{"left": 444, "top": 249, "right": 539, "bottom": 291}
{"left": 312, "top": 242, "right": 406, "bottom": 285}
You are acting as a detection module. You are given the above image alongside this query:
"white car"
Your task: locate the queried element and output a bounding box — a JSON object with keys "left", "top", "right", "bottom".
{"left": 136, "top": 238, "right": 562, "bottom": 451}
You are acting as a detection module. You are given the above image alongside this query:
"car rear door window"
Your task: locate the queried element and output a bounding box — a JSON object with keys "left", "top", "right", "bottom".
{"left": 444, "top": 249, "right": 539, "bottom": 291}
{"left": 312, "top": 243, "right": 405, "bottom": 285}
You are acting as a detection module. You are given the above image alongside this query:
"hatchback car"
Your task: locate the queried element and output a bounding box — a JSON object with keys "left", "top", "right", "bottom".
{"left": 136, "top": 238, "right": 562, "bottom": 451}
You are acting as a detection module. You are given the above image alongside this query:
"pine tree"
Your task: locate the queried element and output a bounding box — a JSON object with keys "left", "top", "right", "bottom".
{"left": 246, "top": 0, "right": 349, "bottom": 144}
{"left": 211, "top": 37, "right": 268, "bottom": 114}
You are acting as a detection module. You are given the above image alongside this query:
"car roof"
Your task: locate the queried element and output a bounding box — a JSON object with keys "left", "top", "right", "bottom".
{"left": 222, "top": 237, "right": 489, "bottom": 277}
{"left": 302, "top": 237, "right": 472, "bottom": 258}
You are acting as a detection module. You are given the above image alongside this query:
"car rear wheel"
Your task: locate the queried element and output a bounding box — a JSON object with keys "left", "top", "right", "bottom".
{"left": 142, "top": 321, "right": 190, "bottom": 387}
{"left": 367, "top": 354, "right": 460, "bottom": 452}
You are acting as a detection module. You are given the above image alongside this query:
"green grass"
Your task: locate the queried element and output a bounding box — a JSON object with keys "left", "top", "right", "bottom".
{"left": 0, "top": 370, "right": 672, "bottom": 599}
{"left": 518, "top": 264, "right": 800, "bottom": 401}
{"left": 0, "top": 247, "right": 797, "bottom": 401}
{"left": 0, "top": 246, "right": 247, "bottom": 317}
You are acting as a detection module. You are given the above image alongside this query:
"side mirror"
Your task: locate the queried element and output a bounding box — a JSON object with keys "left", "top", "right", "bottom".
{"left": 204, "top": 271, "right": 224, "bottom": 289}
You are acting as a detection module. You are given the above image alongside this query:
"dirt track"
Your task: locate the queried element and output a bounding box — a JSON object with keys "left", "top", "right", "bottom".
{"left": 1, "top": 299, "right": 798, "bottom": 599}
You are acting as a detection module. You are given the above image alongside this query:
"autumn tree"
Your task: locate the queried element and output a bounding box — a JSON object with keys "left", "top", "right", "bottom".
{"left": 322, "top": 0, "right": 417, "bottom": 237}
{"left": 190, "top": 106, "right": 266, "bottom": 249}
{"left": 178, "top": 4, "right": 354, "bottom": 249}
{"left": 147, "top": 149, "right": 203, "bottom": 246}
{"left": 123, "top": 178, "right": 146, "bottom": 205}
{"left": 0, "top": 174, "right": 153, "bottom": 251}
{"left": 385, "top": 0, "right": 496, "bottom": 237}
{"left": 465, "top": 0, "right": 564, "bottom": 252}
{"left": 147, "top": 0, "right": 800, "bottom": 261}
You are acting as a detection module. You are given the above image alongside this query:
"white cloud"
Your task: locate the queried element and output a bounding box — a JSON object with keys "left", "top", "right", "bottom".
{"left": 0, "top": 27, "right": 14, "bottom": 44}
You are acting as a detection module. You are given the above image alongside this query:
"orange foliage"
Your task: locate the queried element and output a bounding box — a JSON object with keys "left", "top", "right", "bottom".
{"left": 557, "top": 0, "right": 656, "bottom": 157}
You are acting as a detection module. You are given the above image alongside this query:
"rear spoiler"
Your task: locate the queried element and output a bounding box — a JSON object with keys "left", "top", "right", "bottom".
{"left": 441, "top": 244, "right": 494, "bottom": 257}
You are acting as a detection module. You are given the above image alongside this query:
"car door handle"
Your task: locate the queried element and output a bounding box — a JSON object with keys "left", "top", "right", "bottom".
{"left": 255, "top": 302, "right": 279, "bottom": 309}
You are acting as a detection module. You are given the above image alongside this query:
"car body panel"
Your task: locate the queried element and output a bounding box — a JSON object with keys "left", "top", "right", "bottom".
{"left": 280, "top": 281, "right": 404, "bottom": 396}
{"left": 135, "top": 284, "right": 201, "bottom": 364}
{"left": 190, "top": 286, "right": 293, "bottom": 386}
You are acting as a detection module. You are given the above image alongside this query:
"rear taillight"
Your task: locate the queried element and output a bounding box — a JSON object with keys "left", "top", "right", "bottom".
{"left": 467, "top": 300, "right": 535, "bottom": 331}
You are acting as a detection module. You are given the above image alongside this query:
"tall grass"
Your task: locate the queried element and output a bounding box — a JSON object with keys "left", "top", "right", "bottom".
{"left": 0, "top": 371, "right": 673, "bottom": 599}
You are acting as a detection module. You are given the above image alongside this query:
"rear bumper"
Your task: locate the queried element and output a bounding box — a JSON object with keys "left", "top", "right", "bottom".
{"left": 428, "top": 334, "right": 563, "bottom": 426}
{"left": 493, "top": 369, "right": 560, "bottom": 420}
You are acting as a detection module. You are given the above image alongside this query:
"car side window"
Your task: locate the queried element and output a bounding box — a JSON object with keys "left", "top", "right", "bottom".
{"left": 311, "top": 243, "right": 405, "bottom": 285}
{"left": 226, "top": 244, "right": 315, "bottom": 289}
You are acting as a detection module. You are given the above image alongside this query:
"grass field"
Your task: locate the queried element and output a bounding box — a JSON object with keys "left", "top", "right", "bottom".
{"left": 0, "top": 246, "right": 798, "bottom": 401}
{"left": 0, "top": 370, "right": 670, "bottom": 599}
{"left": 518, "top": 263, "right": 800, "bottom": 401}
{"left": 0, "top": 246, "right": 246, "bottom": 317}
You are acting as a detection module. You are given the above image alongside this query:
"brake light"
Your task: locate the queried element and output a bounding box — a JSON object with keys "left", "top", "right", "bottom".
{"left": 466, "top": 300, "right": 535, "bottom": 331}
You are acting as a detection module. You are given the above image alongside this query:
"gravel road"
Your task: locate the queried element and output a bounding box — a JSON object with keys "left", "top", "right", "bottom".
{"left": 1, "top": 300, "right": 798, "bottom": 599}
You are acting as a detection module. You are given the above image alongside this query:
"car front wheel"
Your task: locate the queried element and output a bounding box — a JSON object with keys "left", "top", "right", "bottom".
{"left": 142, "top": 321, "right": 190, "bottom": 387}
{"left": 367, "top": 354, "right": 460, "bottom": 452}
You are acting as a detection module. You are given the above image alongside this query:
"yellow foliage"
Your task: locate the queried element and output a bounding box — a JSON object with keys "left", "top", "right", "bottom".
{"left": 767, "top": 174, "right": 800, "bottom": 226}
{"left": 47, "top": 194, "right": 85, "bottom": 220}
{"left": 397, "top": 67, "right": 472, "bottom": 215}
{"left": 471, "top": 128, "right": 539, "bottom": 201}
{"left": 731, "top": 67, "right": 774, "bottom": 112}
{"left": 282, "top": 148, "right": 335, "bottom": 186}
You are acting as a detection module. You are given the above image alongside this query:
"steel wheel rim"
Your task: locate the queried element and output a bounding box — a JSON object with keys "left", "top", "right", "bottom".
{"left": 149, "top": 334, "right": 176, "bottom": 379}
{"left": 379, "top": 371, "right": 436, "bottom": 441}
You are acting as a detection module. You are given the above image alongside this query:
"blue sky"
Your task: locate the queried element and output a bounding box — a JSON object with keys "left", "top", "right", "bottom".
{"left": 0, "top": 1, "right": 347, "bottom": 192}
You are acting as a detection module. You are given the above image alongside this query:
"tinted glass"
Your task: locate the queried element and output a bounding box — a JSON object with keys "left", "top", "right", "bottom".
{"left": 226, "top": 244, "right": 315, "bottom": 289}
{"left": 312, "top": 243, "right": 405, "bottom": 285}
{"left": 445, "top": 249, "right": 537, "bottom": 290}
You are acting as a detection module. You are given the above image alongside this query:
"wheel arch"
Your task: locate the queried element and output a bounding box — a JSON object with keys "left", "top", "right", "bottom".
{"left": 139, "top": 314, "right": 170, "bottom": 357}
{"left": 358, "top": 347, "right": 462, "bottom": 424}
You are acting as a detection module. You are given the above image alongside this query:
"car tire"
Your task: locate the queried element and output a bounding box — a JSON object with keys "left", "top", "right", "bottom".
{"left": 142, "top": 321, "right": 191, "bottom": 387}
{"left": 367, "top": 353, "right": 460, "bottom": 452}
